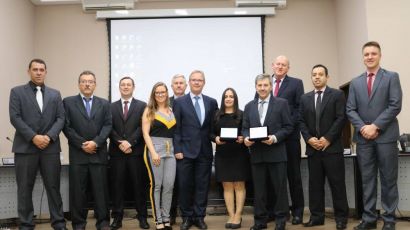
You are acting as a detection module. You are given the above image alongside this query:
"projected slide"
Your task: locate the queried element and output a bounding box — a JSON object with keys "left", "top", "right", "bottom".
{"left": 110, "top": 17, "right": 263, "bottom": 108}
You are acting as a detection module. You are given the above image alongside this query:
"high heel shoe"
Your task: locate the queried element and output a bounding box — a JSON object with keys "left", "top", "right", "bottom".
{"left": 164, "top": 221, "right": 172, "bottom": 230}
{"left": 156, "top": 223, "right": 165, "bottom": 230}
{"left": 225, "top": 222, "right": 232, "bottom": 229}
{"left": 230, "top": 218, "right": 242, "bottom": 229}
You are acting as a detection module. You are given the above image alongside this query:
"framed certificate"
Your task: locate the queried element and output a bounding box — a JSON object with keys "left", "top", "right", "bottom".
{"left": 249, "top": 126, "right": 268, "bottom": 141}
{"left": 220, "top": 127, "right": 238, "bottom": 142}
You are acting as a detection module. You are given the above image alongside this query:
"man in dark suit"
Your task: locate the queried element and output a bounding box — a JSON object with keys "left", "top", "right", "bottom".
{"left": 243, "top": 74, "right": 293, "bottom": 230}
{"left": 267, "top": 56, "right": 305, "bottom": 224}
{"left": 168, "top": 73, "right": 187, "bottom": 225}
{"left": 173, "top": 70, "right": 218, "bottom": 230}
{"left": 109, "top": 76, "right": 149, "bottom": 229}
{"left": 299, "top": 64, "right": 349, "bottom": 230}
{"left": 63, "top": 71, "right": 112, "bottom": 230}
{"left": 9, "top": 58, "right": 67, "bottom": 230}
{"left": 169, "top": 73, "right": 187, "bottom": 107}
{"left": 347, "top": 41, "right": 402, "bottom": 230}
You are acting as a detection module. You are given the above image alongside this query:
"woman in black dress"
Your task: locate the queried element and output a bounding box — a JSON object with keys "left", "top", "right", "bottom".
{"left": 211, "top": 88, "right": 250, "bottom": 229}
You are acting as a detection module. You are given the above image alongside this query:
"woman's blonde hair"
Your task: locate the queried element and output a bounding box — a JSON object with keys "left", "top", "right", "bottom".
{"left": 146, "top": 82, "right": 169, "bottom": 123}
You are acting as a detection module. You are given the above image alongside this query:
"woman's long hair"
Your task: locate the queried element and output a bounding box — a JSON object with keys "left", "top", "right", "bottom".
{"left": 215, "top": 87, "right": 241, "bottom": 124}
{"left": 146, "top": 82, "right": 169, "bottom": 123}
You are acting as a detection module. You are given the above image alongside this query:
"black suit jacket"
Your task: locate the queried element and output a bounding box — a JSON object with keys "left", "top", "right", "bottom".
{"left": 9, "top": 82, "right": 65, "bottom": 154}
{"left": 242, "top": 96, "right": 293, "bottom": 163}
{"left": 63, "top": 94, "right": 112, "bottom": 164}
{"left": 299, "top": 87, "right": 346, "bottom": 156}
{"left": 109, "top": 98, "right": 146, "bottom": 157}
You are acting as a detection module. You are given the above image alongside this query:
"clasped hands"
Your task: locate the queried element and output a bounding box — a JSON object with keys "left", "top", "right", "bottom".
{"left": 360, "top": 124, "right": 379, "bottom": 140}
{"left": 32, "top": 135, "right": 51, "bottom": 150}
{"left": 82, "top": 140, "right": 97, "bottom": 154}
{"left": 308, "top": 137, "right": 330, "bottom": 151}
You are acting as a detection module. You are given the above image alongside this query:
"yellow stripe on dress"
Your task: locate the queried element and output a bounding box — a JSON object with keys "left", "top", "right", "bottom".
{"left": 143, "top": 145, "right": 157, "bottom": 222}
{"left": 154, "top": 113, "right": 176, "bottom": 129}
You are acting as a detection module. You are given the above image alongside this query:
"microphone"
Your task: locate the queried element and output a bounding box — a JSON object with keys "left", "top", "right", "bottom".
{"left": 6, "top": 136, "right": 14, "bottom": 143}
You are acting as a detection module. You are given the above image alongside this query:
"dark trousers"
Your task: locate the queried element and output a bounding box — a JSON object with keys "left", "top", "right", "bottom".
{"left": 357, "top": 142, "right": 398, "bottom": 223}
{"left": 307, "top": 152, "right": 348, "bottom": 223}
{"left": 15, "top": 152, "right": 66, "bottom": 230}
{"left": 109, "top": 156, "right": 148, "bottom": 220}
{"left": 177, "top": 153, "right": 212, "bottom": 219}
{"left": 267, "top": 139, "right": 304, "bottom": 217}
{"left": 252, "top": 162, "right": 289, "bottom": 226}
{"left": 69, "top": 163, "right": 110, "bottom": 229}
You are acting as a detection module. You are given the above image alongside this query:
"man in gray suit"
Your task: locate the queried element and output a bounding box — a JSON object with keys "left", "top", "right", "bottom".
{"left": 347, "top": 41, "right": 402, "bottom": 230}
{"left": 9, "top": 58, "right": 67, "bottom": 230}
{"left": 63, "top": 71, "right": 112, "bottom": 230}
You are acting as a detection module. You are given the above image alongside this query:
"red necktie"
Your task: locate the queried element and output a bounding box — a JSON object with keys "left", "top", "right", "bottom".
{"left": 123, "top": 101, "right": 129, "bottom": 119}
{"left": 273, "top": 79, "right": 281, "bottom": 97}
{"left": 367, "top": 73, "right": 374, "bottom": 97}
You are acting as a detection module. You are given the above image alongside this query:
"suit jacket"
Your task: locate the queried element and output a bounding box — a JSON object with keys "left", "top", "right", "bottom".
{"left": 346, "top": 68, "right": 402, "bottom": 144}
{"left": 275, "top": 75, "right": 304, "bottom": 140}
{"left": 109, "top": 98, "right": 146, "bottom": 157}
{"left": 173, "top": 93, "right": 218, "bottom": 159}
{"left": 169, "top": 96, "right": 175, "bottom": 107}
{"left": 299, "top": 87, "right": 346, "bottom": 155}
{"left": 63, "top": 94, "right": 112, "bottom": 164}
{"left": 242, "top": 96, "right": 293, "bottom": 163}
{"left": 9, "top": 82, "right": 65, "bottom": 153}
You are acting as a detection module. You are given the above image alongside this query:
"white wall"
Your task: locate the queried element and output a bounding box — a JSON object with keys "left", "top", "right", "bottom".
{"left": 0, "top": 0, "right": 35, "bottom": 156}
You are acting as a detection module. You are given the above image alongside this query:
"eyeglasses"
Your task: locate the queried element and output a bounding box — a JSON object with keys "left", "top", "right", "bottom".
{"left": 155, "top": 91, "right": 167, "bottom": 96}
{"left": 80, "top": 80, "right": 95, "bottom": 85}
{"left": 190, "top": 79, "right": 204, "bottom": 83}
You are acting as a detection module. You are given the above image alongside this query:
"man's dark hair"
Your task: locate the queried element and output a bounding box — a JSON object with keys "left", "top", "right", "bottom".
{"left": 362, "top": 41, "right": 381, "bottom": 52}
{"left": 28, "top": 58, "right": 47, "bottom": 69}
{"left": 312, "top": 64, "right": 328, "bottom": 76}
{"left": 119, "top": 76, "right": 135, "bottom": 86}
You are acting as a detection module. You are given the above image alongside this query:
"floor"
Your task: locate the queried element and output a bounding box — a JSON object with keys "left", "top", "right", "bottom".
{"left": 17, "top": 212, "right": 410, "bottom": 230}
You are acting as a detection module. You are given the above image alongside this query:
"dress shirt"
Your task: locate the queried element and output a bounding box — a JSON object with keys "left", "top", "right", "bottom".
{"left": 190, "top": 92, "right": 205, "bottom": 124}
{"left": 314, "top": 86, "right": 326, "bottom": 108}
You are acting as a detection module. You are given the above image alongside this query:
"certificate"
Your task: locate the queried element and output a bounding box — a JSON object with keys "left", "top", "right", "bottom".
{"left": 220, "top": 127, "right": 238, "bottom": 141}
{"left": 249, "top": 126, "right": 268, "bottom": 141}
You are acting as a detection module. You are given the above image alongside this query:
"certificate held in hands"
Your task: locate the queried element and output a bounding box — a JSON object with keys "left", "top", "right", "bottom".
{"left": 249, "top": 126, "right": 269, "bottom": 141}
{"left": 220, "top": 127, "right": 238, "bottom": 142}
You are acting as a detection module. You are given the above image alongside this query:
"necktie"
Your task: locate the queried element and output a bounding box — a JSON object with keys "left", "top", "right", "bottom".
{"left": 36, "top": 86, "right": 43, "bottom": 112}
{"left": 367, "top": 73, "right": 374, "bottom": 97}
{"left": 273, "top": 79, "right": 281, "bottom": 97}
{"left": 259, "top": 100, "right": 266, "bottom": 121}
{"left": 83, "top": 97, "right": 91, "bottom": 117}
{"left": 315, "top": 91, "right": 322, "bottom": 136}
{"left": 194, "top": 96, "right": 202, "bottom": 124}
{"left": 123, "top": 101, "right": 129, "bottom": 120}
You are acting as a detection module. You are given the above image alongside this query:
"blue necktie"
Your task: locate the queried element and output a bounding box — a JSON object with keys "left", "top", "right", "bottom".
{"left": 194, "top": 96, "right": 202, "bottom": 124}
{"left": 83, "top": 97, "right": 91, "bottom": 117}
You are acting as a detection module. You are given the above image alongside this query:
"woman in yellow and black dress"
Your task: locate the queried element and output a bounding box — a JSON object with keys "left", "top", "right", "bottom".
{"left": 142, "top": 82, "right": 176, "bottom": 230}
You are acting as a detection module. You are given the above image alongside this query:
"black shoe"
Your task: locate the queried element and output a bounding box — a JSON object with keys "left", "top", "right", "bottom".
{"left": 110, "top": 218, "right": 122, "bottom": 230}
{"left": 138, "top": 218, "right": 150, "bottom": 229}
{"left": 180, "top": 218, "right": 193, "bottom": 230}
{"left": 275, "top": 223, "right": 286, "bottom": 230}
{"left": 303, "top": 219, "right": 324, "bottom": 227}
{"left": 382, "top": 222, "right": 395, "bottom": 230}
{"left": 230, "top": 218, "right": 242, "bottom": 229}
{"left": 170, "top": 216, "right": 176, "bottom": 225}
{"left": 249, "top": 224, "right": 267, "bottom": 230}
{"left": 225, "top": 223, "right": 232, "bottom": 229}
{"left": 292, "top": 216, "right": 303, "bottom": 225}
{"left": 336, "top": 221, "right": 347, "bottom": 230}
{"left": 354, "top": 221, "right": 377, "bottom": 230}
{"left": 194, "top": 219, "right": 207, "bottom": 229}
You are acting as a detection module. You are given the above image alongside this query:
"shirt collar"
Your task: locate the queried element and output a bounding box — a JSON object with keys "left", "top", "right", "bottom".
{"left": 367, "top": 67, "right": 380, "bottom": 77}
{"left": 80, "top": 93, "right": 93, "bottom": 100}
{"left": 190, "top": 92, "right": 202, "bottom": 99}
{"left": 258, "top": 93, "right": 271, "bottom": 103}
{"left": 314, "top": 86, "right": 327, "bottom": 94}
{"left": 121, "top": 97, "right": 132, "bottom": 104}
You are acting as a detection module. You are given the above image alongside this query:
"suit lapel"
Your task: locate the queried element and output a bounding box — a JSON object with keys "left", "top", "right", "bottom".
{"left": 24, "top": 84, "right": 42, "bottom": 114}
{"left": 277, "top": 76, "right": 288, "bottom": 97}
{"left": 90, "top": 97, "right": 100, "bottom": 118}
{"left": 263, "top": 97, "right": 274, "bottom": 126}
{"left": 369, "top": 69, "right": 383, "bottom": 102}
{"left": 42, "top": 86, "right": 51, "bottom": 112}
{"left": 251, "top": 99, "right": 262, "bottom": 126}
{"left": 75, "top": 94, "right": 89, "bottom": 119}
{"left": 307, "top": 91, "right": 315, "bottom": 113}
{"left": 320, "top": 88, "right": 332, "bottom": 116}
{"left": 126, "top": 98, "right": 137, "bottom": 121}
{"left": 114, "top": 100, "right": 124, "bottom": 121}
